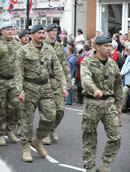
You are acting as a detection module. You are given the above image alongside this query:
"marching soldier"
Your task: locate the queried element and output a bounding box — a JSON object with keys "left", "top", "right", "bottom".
{"left": 0, "top": 23, "right": 21, "bottom": 146}
{"left": 81, "top": 36, "right": 123, "bottom": 172}
{"left": 42, "top": 23, "right": 71, "bottom": 145}
{"left": 14, "top": 24, "right": 65, "bottom": 162}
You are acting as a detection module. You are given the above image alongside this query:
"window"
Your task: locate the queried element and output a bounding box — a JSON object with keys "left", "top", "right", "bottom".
{"left": 47, "top": 18, "right": 51, "bottom": 25}
{"left": 16, "top": 20, "right": 20, "bottom": 27}
{"left": 42, "top": 20, "right": 46, "bottom": 27}
{"left": 21, "top": 18, "right": 24, "bottom": 29}
{"left": 53, "top": 17, "right": 60, "bottom": 25}
{"left": 128, "top": 4, "right": 130, "bottom": 18}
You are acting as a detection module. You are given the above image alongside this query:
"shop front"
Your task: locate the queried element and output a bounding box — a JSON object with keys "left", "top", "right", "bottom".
{"left": 96, "top": 0, "right": 130, "bottom": 36}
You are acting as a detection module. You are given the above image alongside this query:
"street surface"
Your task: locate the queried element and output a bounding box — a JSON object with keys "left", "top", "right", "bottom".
{"left": 0, "top": 103, "right": 130, "bottom": 172}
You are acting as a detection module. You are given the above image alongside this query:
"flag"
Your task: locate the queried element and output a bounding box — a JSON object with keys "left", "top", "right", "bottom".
{"left": 29, "top": 0, "right": 32, "bottom": 12}
{"left": 8, "top": 3, "right": 14, "bottom": 12}
{"left": 11, "top": 0, "right": 17, "bottom": 4}
{"left": 8, "top": 0, "right": 17, "bottom": 12}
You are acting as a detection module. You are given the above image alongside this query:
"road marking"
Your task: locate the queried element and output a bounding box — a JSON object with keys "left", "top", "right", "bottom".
{"left": 78, "top": 113, "right": 82, "bottom": 115}
{"left": 30, "top": 146, "right": 85, "bottom": 171}
{"left": 65, "top": 107, "right": 83, "bottom": 112}
{"left": 30, "top": 146, "right": 59, "bottom": 163}
{"left": 46, "top": 155, "right": 59, "bottom": 164}
{"left": 59, "top": 164, "right": 85, "bottom": 172}
{"left": 0, "top": 158, "right": 13, "bottom": 172}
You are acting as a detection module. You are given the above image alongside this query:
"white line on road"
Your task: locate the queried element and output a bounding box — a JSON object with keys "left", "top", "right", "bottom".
{"left": 65, "top": 107, "right": 83, "bottom": 112}
{"left": 78, "top": 113, "right": 82, "bottom": 115}
{"left": 0, "top": 158, "right": 13, "bottom": 172}
{"left": 59, "top": 164, "right": 86, "bottom": 172}
{"left": 30, "top": 146, "right": 85, "bottom": 171}
{"left": 30, "top": 146, "right": 59, "bottom": 163}
{"left": 45, "top": 155, "right": 59, "bottom": 164}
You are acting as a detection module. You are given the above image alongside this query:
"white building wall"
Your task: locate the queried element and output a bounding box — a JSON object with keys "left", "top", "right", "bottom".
{"left": 96, "top": 0, "right": 130, "bottom": 35}
{"left": 60, "top": 0, "right": 73, "bottom": 35}
{"left": 76, "top": 0, "right": 87, "bottom": 39}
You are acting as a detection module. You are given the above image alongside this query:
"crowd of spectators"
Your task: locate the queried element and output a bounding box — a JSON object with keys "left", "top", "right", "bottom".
{"left": 57, "top": 28, "right": 130, "bottom": 108}
{"left": 1, "top": 25, "right": 130, "bottom": 108}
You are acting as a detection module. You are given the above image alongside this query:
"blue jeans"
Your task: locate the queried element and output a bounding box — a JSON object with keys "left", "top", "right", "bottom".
{"left": 65, "top": 88, "right": 72, "bottom": 105}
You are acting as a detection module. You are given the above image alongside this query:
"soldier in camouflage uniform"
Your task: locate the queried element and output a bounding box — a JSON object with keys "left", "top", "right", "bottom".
{"left": 14, "top": 24, "right": 64, "bottom": 162}
{"left": 16, "top": 30, "right": 30, "bottom": 137}
{"left": 80, "top": 36, "right": 123, "bottom": 172}
{"left": 42, "top": 23, "right": 71, "bottom": 145}
{"left": 0, "top": 23, "right": 21, "bottom": 146}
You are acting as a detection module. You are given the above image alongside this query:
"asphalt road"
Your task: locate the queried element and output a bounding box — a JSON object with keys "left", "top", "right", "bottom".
{"left": 0, "top": 103, "right": 130, "bottom": 172}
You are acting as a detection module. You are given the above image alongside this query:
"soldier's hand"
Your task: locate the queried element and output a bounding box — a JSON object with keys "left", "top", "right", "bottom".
{"left": 18, "top": 93, "right": 25, "bottom": 101}
{"left": 93, "top": 89, "right": 103, "bottom": 98}
{"left": 117, "top": 108, "right": 122, "bottom": 114}
{"left": 63, "top": 89, "right": 68, "bottom": 97}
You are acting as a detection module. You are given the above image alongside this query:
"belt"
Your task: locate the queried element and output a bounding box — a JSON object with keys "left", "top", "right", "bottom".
{"left": 86, "top": 95, "right": 113, "bottom": 100}
{"left": 0, "top": 75, "right": 14, "bottom": 80}
{"left": 24, "top": 77, "right": 48, "bottom": 85}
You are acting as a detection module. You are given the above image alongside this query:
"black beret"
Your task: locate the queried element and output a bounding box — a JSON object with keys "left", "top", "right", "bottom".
{"left": 95, "top": 36, "right": 112, "bottom": 45}
{"left": 18, "top": 30, "right": 27, "bottom": 39}
{"left": 30, "top": 24, "right": 44, "bottom": 33}
{"left": 46, "top": 23, "right": 57, "bottom": 32}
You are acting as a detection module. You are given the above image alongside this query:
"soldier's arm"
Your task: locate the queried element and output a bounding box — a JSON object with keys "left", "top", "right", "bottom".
{"left": 52, "top": 53, "right": 67, "bottom": 89}
{"left": 113, "top": 66, "right": 123, "bottom": 110}
{"left": 14, "top": 47, "right": 24, "bottom": 95}
{"left": 60, "top": 46, "right": 71, "bottom": 86}
{"left": 80, "top": 58, "right": 99, "bottom": 96}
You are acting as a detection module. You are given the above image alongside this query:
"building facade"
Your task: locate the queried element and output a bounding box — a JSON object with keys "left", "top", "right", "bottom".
{"left": 96, "top": 0, "right": 130, "bottom": 36}
{"left": 0, "top": 0, "right": 87, "bottom": 37}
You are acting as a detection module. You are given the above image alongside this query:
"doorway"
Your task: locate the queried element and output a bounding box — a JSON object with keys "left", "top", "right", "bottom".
{"left": 101, "top": 4, "right": 122, "bottom": 36}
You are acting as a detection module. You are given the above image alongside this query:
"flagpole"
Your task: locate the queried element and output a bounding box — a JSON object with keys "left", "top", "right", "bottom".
{"left": 26, "top": 0, "right": 30, "bottom": 31}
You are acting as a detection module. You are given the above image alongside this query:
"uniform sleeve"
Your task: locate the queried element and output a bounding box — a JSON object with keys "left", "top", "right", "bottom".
{"left": 14, "top": 47, "right": 24, "bottom": 95}
{"left": 60, "top": 46, "right": 71, "bottom": 86}
{"left": 80, "top": 58, "right": 98, "bottom": 96}
{"left": 113, "top": 66, "right": 123, "bottom": 109}
{"left": 52, "top": 53, "right": 67, "bottom": 89}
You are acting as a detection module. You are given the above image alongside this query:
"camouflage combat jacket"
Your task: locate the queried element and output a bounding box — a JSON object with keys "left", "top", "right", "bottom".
{"left": 14, "top": 41, "right": 63, "bottom": 94}
{"left": 45, "top": 39, "right": 71, "bottom": 89}
{"left": 0, "top": 38, "right": 21, "bottom": 76}
{"left": 81, "top": 53, "right": 123, "bottom": 109}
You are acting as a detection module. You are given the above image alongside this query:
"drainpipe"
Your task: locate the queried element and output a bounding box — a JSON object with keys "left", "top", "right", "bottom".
{"left": 26, "top": 0, "right": 30, "bottom": 31}
{"left": 74, "top": 0, "right": 77, "bottom": 37}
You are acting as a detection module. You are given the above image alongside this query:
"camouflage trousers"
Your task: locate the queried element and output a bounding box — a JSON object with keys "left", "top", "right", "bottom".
{"left": 20, "top": 82, "right": 56, "bottom": 144}
{"left": 51, "top": 87, "right": 65, "bottom": 131}
{"left": 0, "top": 79, "right": 20, "bottom": 136}
{"left": 82, "top": 97, "right": 121, "bottom": 169}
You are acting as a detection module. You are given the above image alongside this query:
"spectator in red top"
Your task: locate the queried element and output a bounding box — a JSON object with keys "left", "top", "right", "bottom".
{"left": 76, "top": 44, "right": 90, "bottom": 104}
{"left": 111, "top": 40, "right": 118, "bottom": 62}
{"left": 111, "top": 40, "right": 124, "bottom": 70}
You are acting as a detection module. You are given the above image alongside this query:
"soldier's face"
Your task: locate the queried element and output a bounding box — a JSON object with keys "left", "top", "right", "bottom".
{"left": 96, "top": 43, "right": 112, "bottom": 58}
{"left": 31, "top": 30, "right": 46, "bottom": 44}
{"left": 1, "top": 27, "right": 13, "bottom": 40}
{"left": 20, "top": 34, "right": 29, "bottom": 45}
{"left": 47, "top": 29, "right": 57, "bottom": 40}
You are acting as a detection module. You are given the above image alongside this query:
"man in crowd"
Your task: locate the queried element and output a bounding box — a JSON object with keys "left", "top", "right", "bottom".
{"left": 0, "top": 23, "right": 21, "bottom": 146}
{"left": 121, "top": 45, "right": 130, "bottom": 113}
{"left": 18, "top": 30, "right": 29, "bottom": 45}
{"left": 42, "top": 23, "right": 71, "bottom": 145}
{"left": 81, "top": 36, "right": 123, "bottom": 172}
{"left": 14, "top": 24, "right": 64, "bottom": 162}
